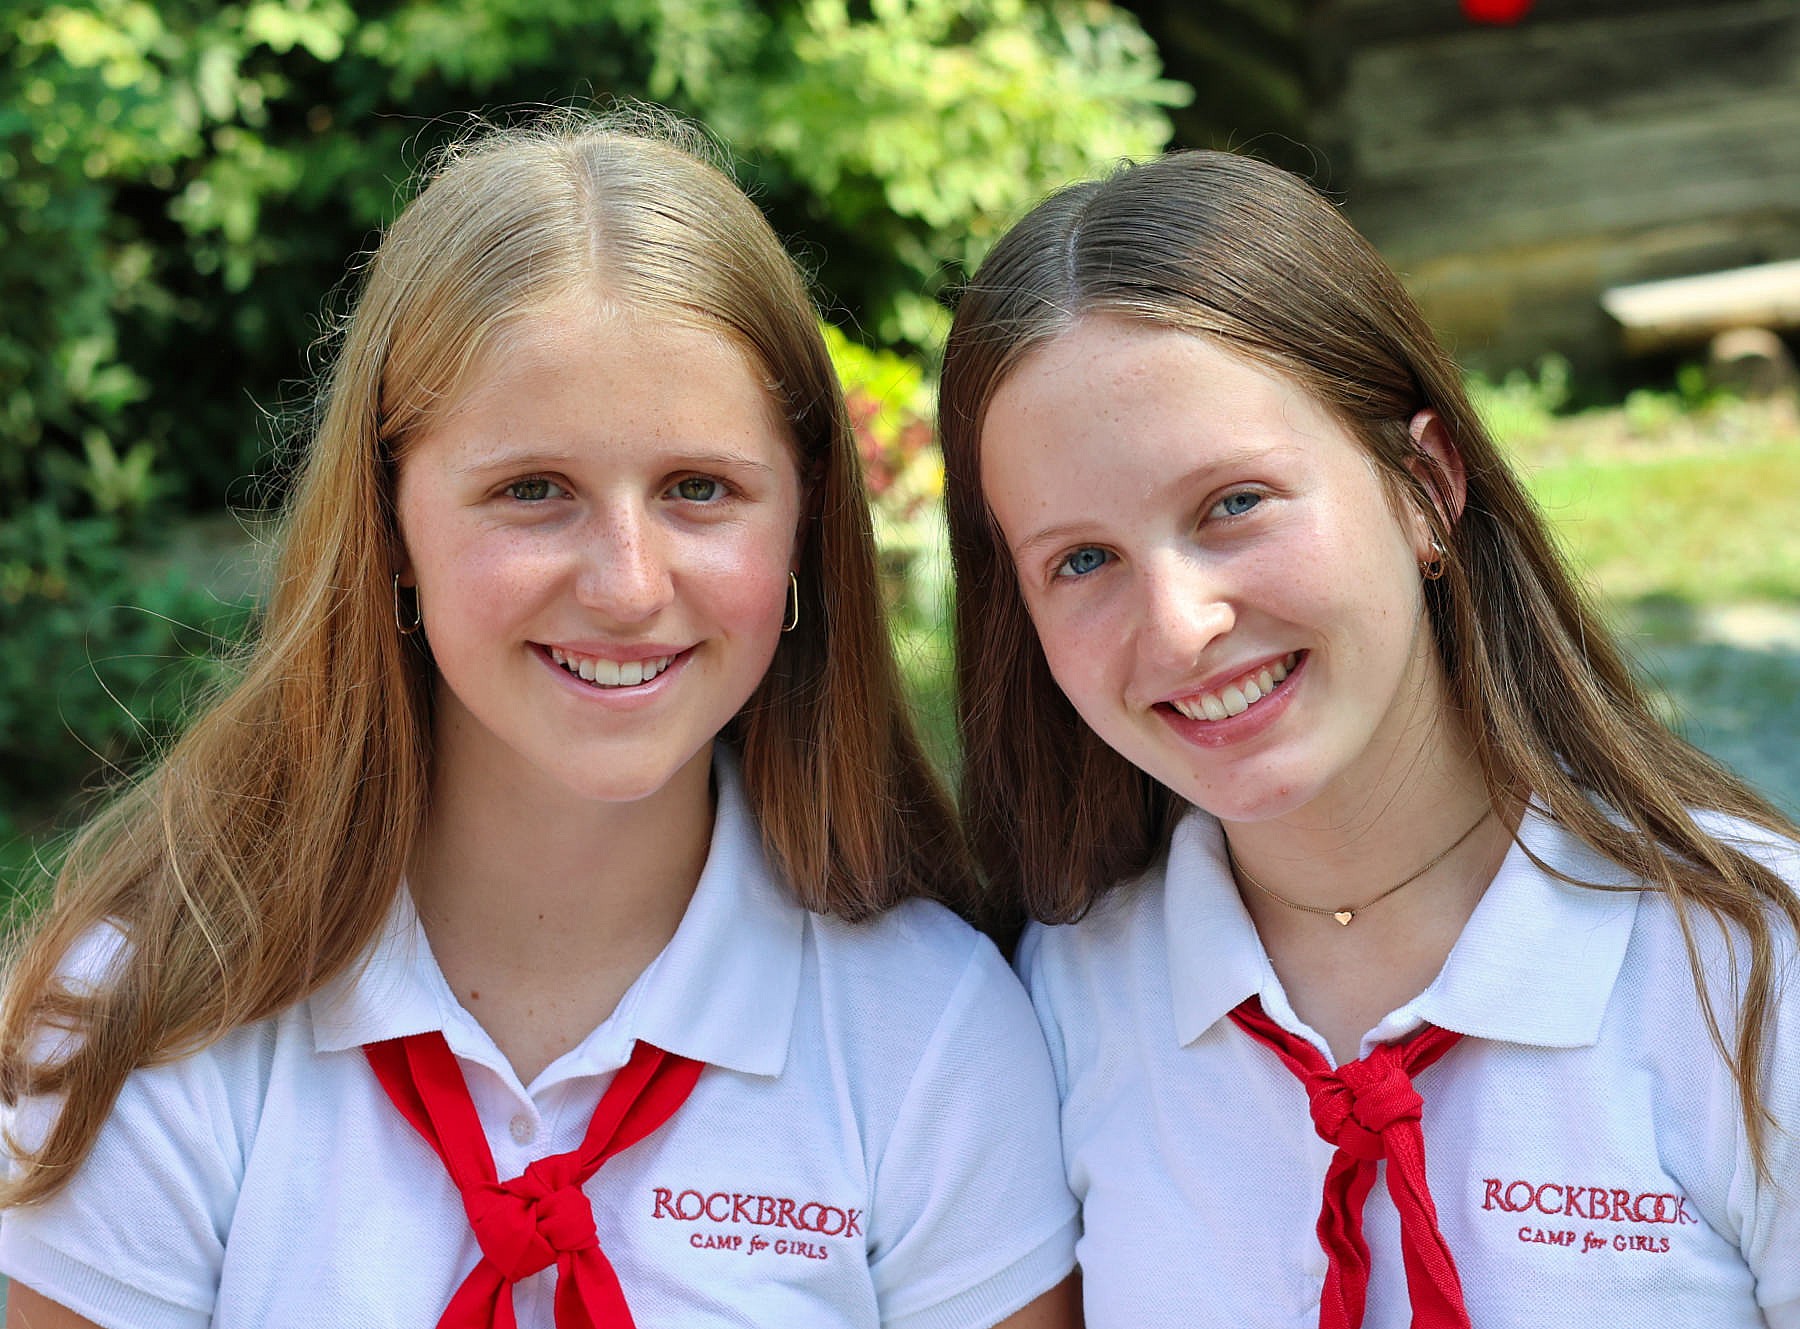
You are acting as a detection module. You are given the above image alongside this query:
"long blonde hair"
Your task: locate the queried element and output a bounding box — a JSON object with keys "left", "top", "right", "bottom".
{"left": 939, "top": 149, "right": 1800, "bottom": 1170}
{"left": 1, "top": 110, "right": 970, "bottom": 1207}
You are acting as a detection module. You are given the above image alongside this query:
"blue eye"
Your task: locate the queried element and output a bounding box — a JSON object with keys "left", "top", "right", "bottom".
{"left": 505, "top": 477, "right": 564, "bottom": 502}
{"left": 1213, "top": 491, "right": 1261, "bottom": 518}
{"left": 673, "top": 476, "right": 722, "bottom": 502}
{"left": 1055, "top": 547, "right": 1112, "bottom": 579}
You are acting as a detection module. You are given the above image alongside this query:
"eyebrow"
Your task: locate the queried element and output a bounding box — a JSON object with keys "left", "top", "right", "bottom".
{"left": 1008, "top": 442, "right": 1288, "bottom": 560}
{"left": 451, "top": 448, "right": 779, "bottom": 479}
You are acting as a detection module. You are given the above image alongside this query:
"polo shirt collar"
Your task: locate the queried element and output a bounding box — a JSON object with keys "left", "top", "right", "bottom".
{"left": 1162, "top": 802, "right": 1641, "bottom": 1052}
{"left": 310, "top": 748, "right": 805, "bottom": 1079}
{"left": 1164, "top": 812, "right": 1273, "bottom": 1047}
{"left": 1408, "top": 803, "right": 1639, "bottom": 1048}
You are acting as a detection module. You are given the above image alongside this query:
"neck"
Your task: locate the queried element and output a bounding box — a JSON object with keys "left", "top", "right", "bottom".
{"left": 406, "top": 712, "right": 715, "bottom": 1075}
{"left": 1224, "top": 620, "right": 1503, "bottom": 926}
{"left": 1221, "top": 702, "right": 1517, "bottom": 1062}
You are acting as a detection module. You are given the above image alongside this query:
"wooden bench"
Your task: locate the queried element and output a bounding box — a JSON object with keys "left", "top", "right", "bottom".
{"left": 1601, "top": 259, "right": 1800, "bottom": 355}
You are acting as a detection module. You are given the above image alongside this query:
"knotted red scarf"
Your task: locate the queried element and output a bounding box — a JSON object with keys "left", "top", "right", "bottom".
{"left": 1228, "top": 997, "right": 1470, "bottom": 1329}
{"left": 365, "top": 1031, "right": 703, "bottom": 1329}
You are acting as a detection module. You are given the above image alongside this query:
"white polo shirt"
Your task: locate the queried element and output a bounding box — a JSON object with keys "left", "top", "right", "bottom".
{"left": 1018, "top": 804, "right": 1800, "bottom": 1328}
{"left": 0, "top": 758, "right": 1078, "bottom": 1329}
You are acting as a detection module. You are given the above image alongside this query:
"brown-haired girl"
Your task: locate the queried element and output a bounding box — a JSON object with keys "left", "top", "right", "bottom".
{"left": 938, "top": 149, "right": 1800, "bottom": 1328}
{"left": 0, "top": 114, "right": 1078, "bottom": 1329}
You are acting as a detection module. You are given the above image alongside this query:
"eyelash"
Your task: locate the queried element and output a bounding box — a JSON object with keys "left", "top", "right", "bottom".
{"left": 503, "top": 476, "right": 568, "bottom": 503}
{"left": 1210, "top": 489, "right": 1263, "bottom": 519}
{"left": 668, "top": 475, "right": 730, "bottom": 503}
{"left": 1053, "top": 547, "right": 1112, "bottom": 580}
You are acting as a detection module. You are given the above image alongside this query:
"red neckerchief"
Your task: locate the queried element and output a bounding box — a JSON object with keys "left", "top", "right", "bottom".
{"left": 1229, "top": 996, "right": 1471, "bottom": 1329}
{"left": 365, "top": 1031, "right": 703, "bottom": 1329}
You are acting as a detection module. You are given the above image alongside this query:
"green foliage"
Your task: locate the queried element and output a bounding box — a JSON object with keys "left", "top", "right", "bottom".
{"left": 1466, "top": 353, "right": 1572, "bottom": 448}
{"left": 0, "top": 503, "right": 254, "bottom": 807}
{"left": 2, "top": 0, "right": 1182, "bottom": 819}
{"left": 823, "top": 323, "right": 947, "bottom": 622}
{"left": 2, "top": 0, "right": 1183, "bottom": 524}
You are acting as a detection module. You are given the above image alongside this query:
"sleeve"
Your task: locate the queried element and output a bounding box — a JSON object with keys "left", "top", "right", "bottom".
{"left": 1013, "top": 923, "right": 1071, "bottom": 1101}
{"left": 0, "top": 1037, "right": 251, "bottom": 1329}
{"left": 1710, "top": 827, "right": 1800, "bottom": 1325}
{"left": 867, "top": 937, "right": 1079, "bottom": 1329}
{"left": 1742, "top": 948, "right": 1800, "bottom": 1325}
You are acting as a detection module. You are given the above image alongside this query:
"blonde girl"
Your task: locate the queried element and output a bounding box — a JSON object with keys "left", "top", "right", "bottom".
{"left": 938, "top": 150, "right": 1799, "bottom": 1328}
{"left": 0, "top": 114, "right": 1078, "bottom": 1329}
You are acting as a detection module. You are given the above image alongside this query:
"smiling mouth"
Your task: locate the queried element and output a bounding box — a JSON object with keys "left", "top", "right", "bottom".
{"left": 547, "top": 645, "right": 679, "bottom": 688}
{"left": 1166, "top": 651, "right": 1301, "bottom": 722}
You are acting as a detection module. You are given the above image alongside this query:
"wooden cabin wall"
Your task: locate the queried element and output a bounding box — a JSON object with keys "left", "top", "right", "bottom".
{"left": 1308, "top": 0, "right": 1800, "bottom": 374}
{"left": 1128, "top": 0, "right": 1800, "bottom": 376}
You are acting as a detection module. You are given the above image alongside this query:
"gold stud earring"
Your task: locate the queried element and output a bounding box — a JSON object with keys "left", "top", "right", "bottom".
{"left": 1420, "top": 537, "right": 1448, "bottom": 582}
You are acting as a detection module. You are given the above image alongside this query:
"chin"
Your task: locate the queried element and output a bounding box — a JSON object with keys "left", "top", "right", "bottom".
{"left": 1166, "top": 759, "right": 1334, "bottom": 826}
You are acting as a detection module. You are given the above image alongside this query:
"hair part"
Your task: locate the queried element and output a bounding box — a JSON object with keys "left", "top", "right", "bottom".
{"left": 939, "top": 149, "right": 1800, "bottom": 1172}
{"left": 1, "top": 107, "right": 970, "bottom": 1208}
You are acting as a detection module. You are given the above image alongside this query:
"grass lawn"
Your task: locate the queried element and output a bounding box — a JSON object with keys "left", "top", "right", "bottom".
{"left": 1502, "top": 396, "right": 1800, "bottom": 815}
{"left": 1524, "top": 443, "right": 1800, "bottom": 605}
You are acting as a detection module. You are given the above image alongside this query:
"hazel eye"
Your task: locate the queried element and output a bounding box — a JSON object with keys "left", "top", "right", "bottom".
{"left": 1212, "top": 491, "right": 1261, "bottom": 518}
{"left": 1055, "top": 547, "right": 1112, "bottom": 579}
{"left": 505, "top": 477, "right": 565, "bottom": 502}
{"left": 672, "top": 476, "right": 723, "bottom": 502}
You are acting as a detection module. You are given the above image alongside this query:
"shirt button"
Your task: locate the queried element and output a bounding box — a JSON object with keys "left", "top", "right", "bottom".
{"left": 509, "top": 1114, "right": 536, "bottom": 1145}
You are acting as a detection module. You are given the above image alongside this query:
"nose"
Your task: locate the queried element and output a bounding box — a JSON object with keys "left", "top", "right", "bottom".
{"left": 1137, "top": 551, "right": 1235, "bottom": 675}
{"left": 574, "top": 501, "right": 673, "bottom": 624}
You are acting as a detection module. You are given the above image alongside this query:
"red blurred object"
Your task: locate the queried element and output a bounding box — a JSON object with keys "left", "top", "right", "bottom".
{"left": 1461, "top": 0, "right": 1534, "bottom": 22}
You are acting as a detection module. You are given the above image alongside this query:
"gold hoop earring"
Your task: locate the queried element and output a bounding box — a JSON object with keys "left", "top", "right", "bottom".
{"left": 393, "top": 573, "right": 423, "bottom": 635}
{"left": 1421, "top": 537, "right": 1448, "bottom": 582}
{"left": 782, "top": 571, "right": 800, "bottom": 633}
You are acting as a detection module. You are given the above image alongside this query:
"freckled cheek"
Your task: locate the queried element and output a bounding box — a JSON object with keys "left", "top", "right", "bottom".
{"left": 1034, "top": 615, "right": 1120, "bottom": 711}
{"left": 415, "top": 537, "right": 563, "bottom": 621}
{"left": 682, "top": 533, "right": 792, "bottom": 635}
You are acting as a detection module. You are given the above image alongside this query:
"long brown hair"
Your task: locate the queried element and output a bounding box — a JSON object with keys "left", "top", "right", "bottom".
{"left": 0, "top": 109, "right": 969, "bottom": 1207}
{"left": 939, "top": 149, "right": 1800, "bottom": 1168}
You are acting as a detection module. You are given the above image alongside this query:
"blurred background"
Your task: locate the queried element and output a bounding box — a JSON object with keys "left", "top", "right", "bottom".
{"left": 4, "top": 0, "right": 1799, "bottom": 898}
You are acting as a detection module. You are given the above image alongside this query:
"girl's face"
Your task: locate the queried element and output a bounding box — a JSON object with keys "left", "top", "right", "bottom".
{"left": 394, "top": 302, "right": 803, "bottom": 807}
{"left": 979, "top": 316, "right": 1449, "bottom": 825}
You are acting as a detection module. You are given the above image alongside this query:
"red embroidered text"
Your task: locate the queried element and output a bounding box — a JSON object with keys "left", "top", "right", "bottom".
{"left": 651, "top": 1188, "right": 864, "bottom": 1239}
{"left": 1480, "top": 1178, "right": 1699, "bottom": 1226}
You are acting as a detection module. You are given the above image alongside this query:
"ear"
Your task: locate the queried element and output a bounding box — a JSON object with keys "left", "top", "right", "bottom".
{"left": 1406, "top": 408, "right": 1467, "bottom": 530}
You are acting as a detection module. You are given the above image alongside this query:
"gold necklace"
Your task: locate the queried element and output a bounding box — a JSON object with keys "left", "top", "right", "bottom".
{"left": 1227, "top": 808, "right": 1493, "bottom": 926}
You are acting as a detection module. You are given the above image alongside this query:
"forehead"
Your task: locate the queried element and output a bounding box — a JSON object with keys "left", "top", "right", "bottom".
{"left": 414, "top": 301, "right": 795, "bottom": 466}
{"left": 981, "top": 319, "right": 1333, "bottom": 471}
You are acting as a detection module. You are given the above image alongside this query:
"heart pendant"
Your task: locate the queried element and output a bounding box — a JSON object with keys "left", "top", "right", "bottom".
{"left": 1333, "top": 911, "right": 1354, "bottom": 926}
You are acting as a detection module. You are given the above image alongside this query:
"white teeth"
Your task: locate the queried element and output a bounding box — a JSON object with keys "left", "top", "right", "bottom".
{"left": 550, "top": 649, "right": 675, "bottom": 689}
{"left": 1169, "top": 652, "right": 1302, "bottom": 724}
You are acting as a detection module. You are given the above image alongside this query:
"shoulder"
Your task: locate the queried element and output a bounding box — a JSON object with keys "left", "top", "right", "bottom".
{"left": 807, "top": 898, "right": 1022, "bottom": 1019}
{"left": 1688, "top": 808, "right": 1800, "bottom": 886}
{"left": 1016, "top": 838, "right": 1179, "bottom": 998}
{"left": 802, "top": 900, "right": 1055, "bottom": 1108}
{"left": 1622, "top": 809, "right": 1800, "bottom": 973}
